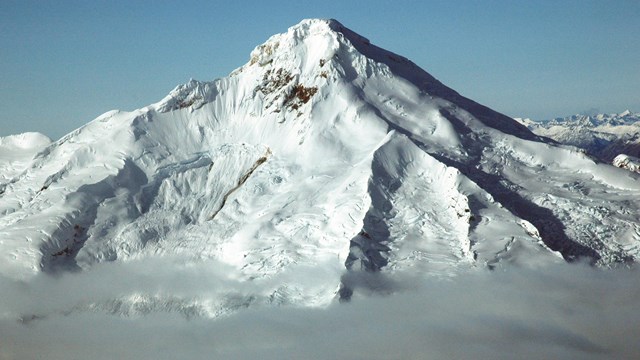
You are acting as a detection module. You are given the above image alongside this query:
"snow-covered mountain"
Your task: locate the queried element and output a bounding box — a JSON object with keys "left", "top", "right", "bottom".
{"left": 613, "top": 154, "right": 640, "bottom": 173}
{"left": 0, "top": 132, "right": 51, "bottom": 184}
{"left": 516, "top": 111, "right": 640, "bottom": 162}
{"left": 1, "top": 19, "right": 639, "bottom": 315}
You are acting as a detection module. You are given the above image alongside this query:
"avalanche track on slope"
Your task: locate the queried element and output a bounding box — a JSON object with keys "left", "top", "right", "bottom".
{"left": 1, "top": 19, "right": 639, "bottom": 315}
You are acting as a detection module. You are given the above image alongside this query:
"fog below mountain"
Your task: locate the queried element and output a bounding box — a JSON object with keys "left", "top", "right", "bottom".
{"left": 1, "top": 260, "right": 638, "bottom": 359}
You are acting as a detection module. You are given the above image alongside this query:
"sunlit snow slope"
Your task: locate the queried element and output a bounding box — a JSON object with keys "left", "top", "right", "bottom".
{"left": 1, "top": 19, "right": 639, "bottom": 307}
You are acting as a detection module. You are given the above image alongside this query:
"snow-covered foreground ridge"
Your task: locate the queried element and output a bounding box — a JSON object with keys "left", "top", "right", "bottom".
{"left": 1, "top": 19, "right": 639, "bottom": 310}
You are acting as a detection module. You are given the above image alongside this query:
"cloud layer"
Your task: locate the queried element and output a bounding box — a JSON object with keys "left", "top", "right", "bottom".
{"left": 1, "top": 260, "right": 639, "bottom": 360}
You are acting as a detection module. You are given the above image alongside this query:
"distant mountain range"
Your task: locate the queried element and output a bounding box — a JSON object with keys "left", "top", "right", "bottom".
{"left": 516, "top": 111, "right": 640, "bottom": 163}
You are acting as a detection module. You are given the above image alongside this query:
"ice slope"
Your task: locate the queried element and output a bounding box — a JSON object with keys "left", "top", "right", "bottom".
{"left": 1, "top": 19, "right": 639, "bottom": 313}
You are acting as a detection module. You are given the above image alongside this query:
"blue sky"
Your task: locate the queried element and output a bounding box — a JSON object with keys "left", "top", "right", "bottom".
{"left": 1, "top": 0, "right": 639, "bottom": 139}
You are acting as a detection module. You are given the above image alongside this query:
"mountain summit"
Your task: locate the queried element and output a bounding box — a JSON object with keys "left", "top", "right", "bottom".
{"left": 1, "top": 19, "right": 639, "bottom": 308}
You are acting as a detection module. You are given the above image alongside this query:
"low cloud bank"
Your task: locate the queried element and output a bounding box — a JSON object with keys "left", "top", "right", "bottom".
{"left": 1, "top": 260, "right": 639, "bottom": 359}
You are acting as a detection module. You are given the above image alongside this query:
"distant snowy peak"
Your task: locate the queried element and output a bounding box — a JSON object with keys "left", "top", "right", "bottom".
{"left": 0, "top": 132, "right": 51, "bottom": 151}
{"left": 517, "top": 111, "right": 640, "bottom": 162}
{"left": 516, "top": 110, "right": 640, "bottom": 129}
{"left": 546, "top": 110, "right": 640, "bottom": 128}
{"left": 613, "top": 154, "right": 640, "bottom": 173}
{"left": 0, "top": 132, "right": 51, "bottom": 185}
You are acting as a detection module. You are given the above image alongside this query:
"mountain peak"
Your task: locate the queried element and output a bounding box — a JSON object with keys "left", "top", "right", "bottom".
{"left": 2, "top": 19, "right": 639, "bottom": 305}
{"left": 240, "top": 18, "right": 370, "bottom": 74}
{"left": 289, "top": 18, "right": 345, "bottom": 32}
{"left": 229, "top": 19, "right": 539, "bottom": 142}
{"left": 277, "top": 18, "right": 367, "bottom": 46}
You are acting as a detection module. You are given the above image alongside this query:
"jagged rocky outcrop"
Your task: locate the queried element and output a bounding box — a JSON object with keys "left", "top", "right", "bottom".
{"left": 613, "top": 154, "right": 640, "bottom": 173}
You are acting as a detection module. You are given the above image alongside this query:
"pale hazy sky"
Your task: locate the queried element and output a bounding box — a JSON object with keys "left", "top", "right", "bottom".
{"left": 2, "top": 0, "right": 639, "bottom": 139}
